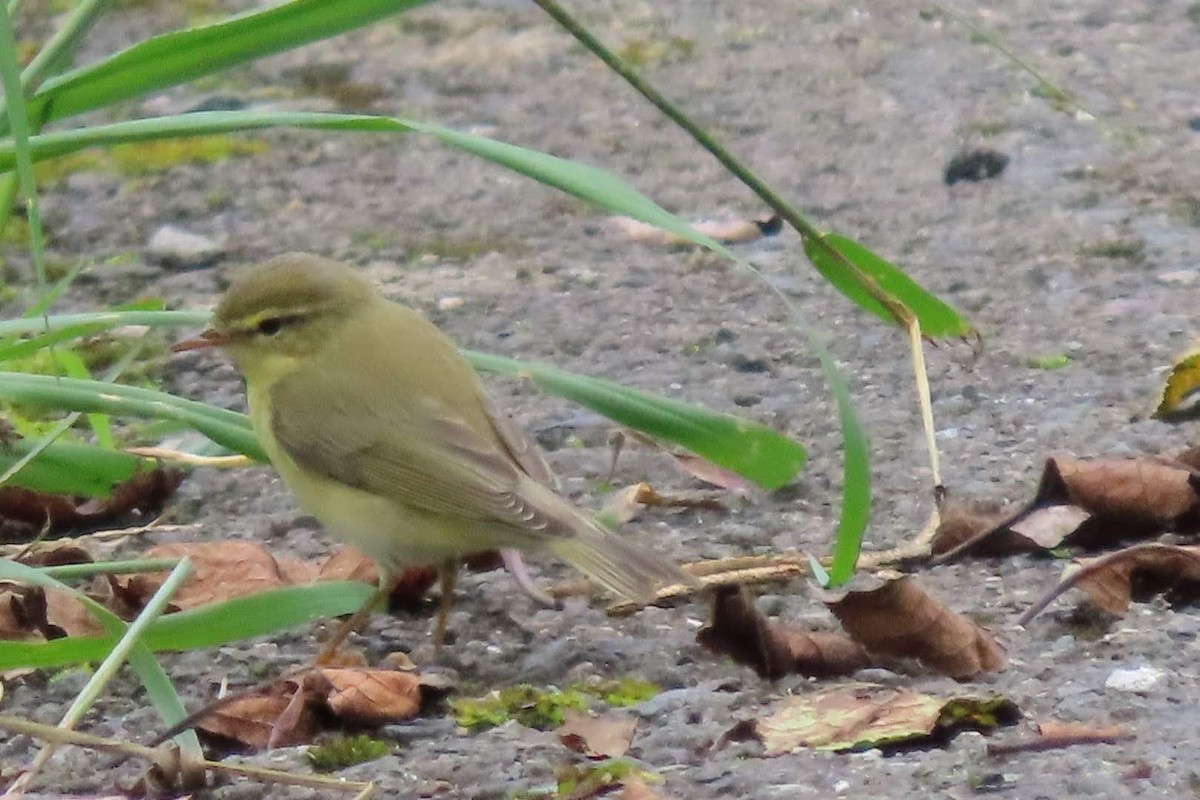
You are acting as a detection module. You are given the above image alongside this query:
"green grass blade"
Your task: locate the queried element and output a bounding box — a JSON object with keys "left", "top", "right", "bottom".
{"left": 0, "top": 3, "right": 48, "bottom": 299}
{"left": 0, "top": 309, "right": 208, "bottom": 336}
{"left": 0, "top": 371, "right": 266, "bottom": 460}
{"left": 803, "top": 232, "right": 968, "bottom": 338}
{"left": 0, "top": 322, "right": 109, "bottom": 362}
{"left": 0, "top": 310, "right": 804, "bottom": 488}
{"left": 31, "top": 0, "right": 433, "bottom": 123}
{"left": 46, "top": 347, "right": 114, "bottom": 449}
{"left": 0, "top": 581, "right": 375, "bottom": 669}
{"left": 19, "top": 260, "right": 86, "bottom": 319}
{"left": 20, "top": 0, "right": 112, "bottom": 92}
{"left": 467, "top": 350, "right": 805, "bottom": 490}
{"left": 0, "top": 558, "right": 199, "bottom": 751}
{"left": 0, "top": 111, "right": 733, "bottom": 255}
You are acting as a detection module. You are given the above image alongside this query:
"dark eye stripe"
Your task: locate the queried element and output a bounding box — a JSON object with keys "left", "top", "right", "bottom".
{"left": 255, "top": 314, "right": 306, "bottom": 336}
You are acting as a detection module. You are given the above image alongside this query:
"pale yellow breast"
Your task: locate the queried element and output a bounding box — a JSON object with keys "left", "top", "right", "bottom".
{"left": 246, "top": 378, "right": 501, "bottom": 570}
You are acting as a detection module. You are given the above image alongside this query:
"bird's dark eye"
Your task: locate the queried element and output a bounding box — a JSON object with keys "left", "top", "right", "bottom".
{"left": 256, "top": 317, "right": 284, "bottom": 336}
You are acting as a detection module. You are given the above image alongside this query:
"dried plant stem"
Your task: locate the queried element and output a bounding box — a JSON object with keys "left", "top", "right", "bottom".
{"left": 0, "top": 714, "right": 374, "bottom": 796}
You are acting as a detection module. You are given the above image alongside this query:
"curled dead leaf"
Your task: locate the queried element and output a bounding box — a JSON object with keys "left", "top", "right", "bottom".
{"left": 600, "top": 483, "right": 728, "bottom": 528}
{"left": 825, "top": 575, "right": 1004, "bottom": 679}
{"left": 196, "top": 667, "right": 432, "bottom": 750}
{"left": 697, "top": 586, "right": 870, "bottom": 679}
{"left": 316, "top": 667, "right": 424, "bottom": 725}
{"left": 558, "top": 710, "right": 638, "bottom": 759}
{"left": 1174, "top": 444, "right": 1200, "bottom": 471}
{"left": 1046, "top": 456, "right": 1199, "bottom": 524}
{"left": 197, "top": 681, "right": 315, "bottom": 750}
{"left": 934, "top": 455, "right": 1200, "bottom": 562}
{"left": 929, "top": 497, "right": 1018, "bottom": 557}
{"left": 1020, "top": 543, "right": 1200, "bottom": 624}
{"left": 611, "top": 214, "right": 781, "bottom": 246}
{"left": 0, "top": 466, "right": 181, "bottom": 535}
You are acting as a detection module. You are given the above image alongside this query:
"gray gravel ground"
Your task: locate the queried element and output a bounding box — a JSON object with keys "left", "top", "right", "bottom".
{"left": 3, "top": 0, "right": 1200, "bottom": 797}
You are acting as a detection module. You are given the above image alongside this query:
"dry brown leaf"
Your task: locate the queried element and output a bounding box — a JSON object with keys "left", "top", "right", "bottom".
{"left": 753, "top": 685, "right": 1017, "bottom": 755}
{"left": 935, "top": 455, "right": 1200, "bottom": 562}
{"left": 315, "top": 667, "right": 423, "bottom": 725}
{"left": 315, "top": 545, "right": 380, "bottom": 584}
{"left": 0, "top": 589, "right": 32, "bottom": 641}
{"left": 196, "top": 667, "right": 429, "bottom": 750}
{"left": 1046, "top": 456, "right": 1199, "bottom": 523}
{"left": 611, "top": 214, "right": 781, "bottom": 246}
{"left": 618, "top": 778, "right": 675, "bottom": 800}
{"left": 16, "top": 541, "right": 95, "bottom": 568}
{"left": 929, "top": 497, "right": 1018, "bottom": 556}
{"left": 120, "top": 541, "right": 305, "bottom": 610}
{"left": 1021, "top": 543, "right": 1200, "bottom": 624}
{"left": 668, "top": 453, "right": 755, "bottom": 498}
{"left": 44, "top": 586, "right": 106, "bottom": 637}
{"left": 1074, "top": 544, "right": 1200, "bottom": 614}
{"left": 558, "top": 710, "right": 638, "bottom": 759}
{"left": 601, "top": 483, "right": 728, "bottom": 527}
{"left": 0, "top": 584, "right": 104, "bottom": 640}
{"left": 1008, "top": 505, "right": 1094, "bottom": 548}
{"left": 1175, "top": 444, "right": 1200, "bottom": 471}
{"left": 756, "top": 684, "right": 945, "bottom": 755}
{"left": 0, "top": 465, "right": 181, "bottom": 534}
{"left": 825, "top": 575, "right": 1004, "bottom": 679}
{"left": 197, "top": 683, "right": 314, "bottom": 750}
{"left": 697, "top": 586, "right": 871, "bottom": 679}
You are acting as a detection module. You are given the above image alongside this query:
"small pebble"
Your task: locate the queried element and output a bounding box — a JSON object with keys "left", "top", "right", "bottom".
{"left": 146, "top": 225, "right": 223, "bottom": 269}
{"left": 1105, "top": 665, "right": 1165, "bottom": 693}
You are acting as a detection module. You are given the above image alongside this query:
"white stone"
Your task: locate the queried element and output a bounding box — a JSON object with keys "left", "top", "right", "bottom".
{"left": 1104, "top": 666, "right": 1165, "bottom": 693}
{"left": 146, "top": 225, "right": 223, "bottom": 269}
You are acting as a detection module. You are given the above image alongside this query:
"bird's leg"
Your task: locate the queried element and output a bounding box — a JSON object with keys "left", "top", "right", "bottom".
{"left": 605, "top": 429, "right": 626, "bottom": 483}
{"left": 501, "top": 548, "right": 561, "bottom": 609}
{"left": 314, "top": 573, "right": 391, "bottom": 666}
{"left": 434, "top": 558, "right": 459, "bottom": 651}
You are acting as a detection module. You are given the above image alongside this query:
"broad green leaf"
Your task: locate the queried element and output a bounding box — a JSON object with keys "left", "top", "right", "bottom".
{"left": 0, "top": 581, "right": 375, "bottom": 669}
{"left": 0, "top": 437, "right": 146, "bottom": 497}
{"left": 30, "top": 0, "right": 434, "bottom": 123}
{"left": 0, "top": 111, "right": 732, "bottom": 255}
{"left": 466, "top": 351, "right": 805, "bottom": 490}
{"left": 802, "top": 232, "right": 970, "bottom": 338}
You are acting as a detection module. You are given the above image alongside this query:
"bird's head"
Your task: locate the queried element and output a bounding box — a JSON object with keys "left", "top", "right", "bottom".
{"left": 173, "top": 253, "right": 379, "bottom": 382}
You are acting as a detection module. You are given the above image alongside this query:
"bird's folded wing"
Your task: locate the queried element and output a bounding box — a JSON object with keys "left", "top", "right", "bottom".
{"left": 270, "top": 369, "right": 563, "bottom": 536}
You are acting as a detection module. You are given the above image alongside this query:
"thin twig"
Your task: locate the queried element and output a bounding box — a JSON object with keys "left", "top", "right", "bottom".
{"left": 125, "top": 447, "right": 254, "bottom": 468}
{"left": 987, "top": 725, "right": 1133, "bottom": 756}
{"left": 0, "top": 714, "right": 374, "bottom": 795}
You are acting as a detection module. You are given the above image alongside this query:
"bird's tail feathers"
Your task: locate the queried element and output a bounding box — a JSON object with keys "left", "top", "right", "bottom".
{"left": 548, "top": 518, "right": 695, "bottom": 604}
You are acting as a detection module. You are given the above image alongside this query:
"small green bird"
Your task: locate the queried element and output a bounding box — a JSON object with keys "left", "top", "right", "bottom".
{"left": 175, "top": 253, "right": 692, "bottom": 648}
